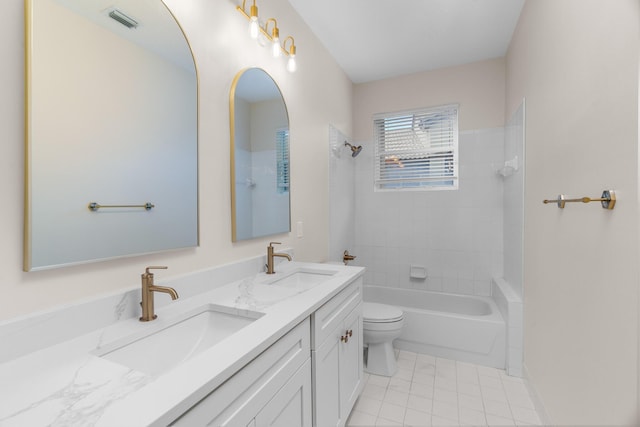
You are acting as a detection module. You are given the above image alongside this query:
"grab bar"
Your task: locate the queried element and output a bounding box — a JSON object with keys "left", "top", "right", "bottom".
{"left": 88, "top": 202, "right": 155, "bottom": 211}
{"left": 542, "top": 190, "right": 615, "bottom": 210}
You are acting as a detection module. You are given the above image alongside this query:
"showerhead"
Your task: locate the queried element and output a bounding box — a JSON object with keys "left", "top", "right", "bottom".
{"left": 344, "top": 141, "right": 362, "bottom": 158}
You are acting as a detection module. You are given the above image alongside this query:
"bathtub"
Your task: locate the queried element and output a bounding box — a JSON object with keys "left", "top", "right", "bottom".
{"left": 364, "top": 286, "right": 506, "bottom": 369}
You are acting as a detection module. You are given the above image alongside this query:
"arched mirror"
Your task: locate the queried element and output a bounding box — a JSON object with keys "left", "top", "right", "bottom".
{"left": 24, "top": 0, "right": 198, "bottom": 271}
{"left": 230, "top": 68, "right": 290, "bottom": 242}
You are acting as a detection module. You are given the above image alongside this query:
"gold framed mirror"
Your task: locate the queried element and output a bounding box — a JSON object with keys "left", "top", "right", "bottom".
{"left": 230, "top": 68, "right": 290, "bottom": 242}
{"left": 24, "top": 0, "right": 199, "bottom": 271}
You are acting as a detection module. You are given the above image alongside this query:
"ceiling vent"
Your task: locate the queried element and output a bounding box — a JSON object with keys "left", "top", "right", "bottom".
{"left": 108, "top": 9, "right": 138, "bottom": 29}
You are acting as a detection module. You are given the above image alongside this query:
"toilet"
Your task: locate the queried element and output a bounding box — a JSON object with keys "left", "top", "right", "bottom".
{"left": 362, "top": 302, "right": 404, "bottom": 377}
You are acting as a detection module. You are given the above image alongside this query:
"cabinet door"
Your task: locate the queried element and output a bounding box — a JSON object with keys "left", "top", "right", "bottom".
{"left": 171, "top": 319, "right": 310, "bottom": 426}
{"left": 339, "top": 303, "right": 363, "bottom": 421}
{"left": 312, "top": 278, "right": 362, "bottom": 349}
{"left": 256, "top": 359, "right": 312, "bottom": 427}
{"left": 313, "top": 304, "right": 364, "bottom": 427}
{"left": 313, "top": 327, "right": 342, "bottom": 427}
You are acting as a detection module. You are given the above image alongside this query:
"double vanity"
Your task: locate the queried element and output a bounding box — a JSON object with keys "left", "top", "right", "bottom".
{"left": 15, "top": 1, "right": 365, "bottom": 425}
{"left": 0, "top": 258, "right": 364, "bottom": 426}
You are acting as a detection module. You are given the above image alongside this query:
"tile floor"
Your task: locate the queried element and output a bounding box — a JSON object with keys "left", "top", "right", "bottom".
{"left": 347, "top": 350, "right": 542, "bottom": 426}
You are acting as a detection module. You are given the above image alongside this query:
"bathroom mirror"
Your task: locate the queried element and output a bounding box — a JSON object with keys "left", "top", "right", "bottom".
{"left": 230, "top": 68, "right": 290, "bottom": 241}
{"left": 24, "top": 0, "right": 198, "bottom": 271}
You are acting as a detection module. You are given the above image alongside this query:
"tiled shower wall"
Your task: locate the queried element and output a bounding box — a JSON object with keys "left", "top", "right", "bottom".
{"left": 503, "top": 102, "right": 525, "bottom": 298}
{"left": 235, "top": 149, "right": 289, "bottom": 240}
{"left": 353, "top": 128, "right": 505, "bottom": 297}
{"left": 328, "top": 125, "right": 356, "bottom": 262}
{"left": 500, "top": 101, "right": 525, "bottom": 376}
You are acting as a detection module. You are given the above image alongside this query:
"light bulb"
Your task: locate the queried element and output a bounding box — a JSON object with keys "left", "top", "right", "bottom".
{"left": 249, "top": 17, "right": 259, "bottom": 39}
{"left": 268, "top": 22, "right": 280, "bottom": 58}
{"left": 283, "top": 37, "right": 297, "bottom": 73}
{"left": 287, "top": 55, "right": 297, "bottom": 72}
{"left": 272, "top": 38, "right": 281, "bottom": 57}
{"left": 248, "top": 2, "right": 259, "bottom": 39}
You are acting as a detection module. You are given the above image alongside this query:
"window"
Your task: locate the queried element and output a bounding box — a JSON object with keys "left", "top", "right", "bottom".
{"left": 373, "top": 104, "right": 458, "bottom": 191}
{"left": 276, "top": 129, "right": 289, "bottom": 194}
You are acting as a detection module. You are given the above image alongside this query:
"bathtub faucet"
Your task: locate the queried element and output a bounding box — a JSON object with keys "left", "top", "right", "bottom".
{"left": 343, "top": 250, "right": 356, "bottom": 265}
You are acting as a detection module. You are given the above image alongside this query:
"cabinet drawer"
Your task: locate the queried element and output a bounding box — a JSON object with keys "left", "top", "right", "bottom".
{"left": 171, "top": 318, "right": 310, "bottom": 426}
{"left": 311, "top": 277, "right": 362, "bottom": 349}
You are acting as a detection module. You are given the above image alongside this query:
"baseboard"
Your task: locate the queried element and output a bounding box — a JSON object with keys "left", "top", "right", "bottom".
{"left": 522, "top": 363, "right": 552, "bottom": 425}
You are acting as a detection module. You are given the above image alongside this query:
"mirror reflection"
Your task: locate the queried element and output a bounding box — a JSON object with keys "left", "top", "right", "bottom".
{"left": 230, "top": 68, "right": 290, "bottom": 242}
{"left": 25, "top": 0, "right": 198, "bottom": 271}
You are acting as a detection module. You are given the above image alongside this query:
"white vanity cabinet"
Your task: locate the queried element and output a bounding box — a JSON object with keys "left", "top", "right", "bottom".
{"left": 312, "top": 278, "right": 364, "bottom": 427}
{"left": 169, "top": 276, "right": 364, "bottom": 427}
{"left": 0, "top": 261, "right": 368, "bottom": 426}
{"left": 171, "top": 318, "right": 312, "bottom": 427}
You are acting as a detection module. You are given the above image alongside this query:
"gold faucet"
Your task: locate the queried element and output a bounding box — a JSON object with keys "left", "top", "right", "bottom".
{"left": 266, "top": 242, "right": 292, "bottom": 274}
{"left": 140, "top": 266, "right": 179, "bottom": 321}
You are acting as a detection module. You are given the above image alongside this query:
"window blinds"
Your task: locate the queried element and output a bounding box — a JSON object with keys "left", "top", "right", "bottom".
{"left": 374, "top": 105, "right": 458, "bottom": 190}
{"left": 276, "top": 129, "right": 289, "bottom": 193}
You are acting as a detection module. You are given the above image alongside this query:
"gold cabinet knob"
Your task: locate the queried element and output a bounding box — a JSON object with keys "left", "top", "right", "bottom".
{"left": 340, "top": 329, "right": 353, "bottom": 343}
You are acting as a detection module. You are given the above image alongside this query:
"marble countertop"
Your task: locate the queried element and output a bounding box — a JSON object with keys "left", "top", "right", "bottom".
{"left": 0, "top": 261, "right": 364, "bottom": 426}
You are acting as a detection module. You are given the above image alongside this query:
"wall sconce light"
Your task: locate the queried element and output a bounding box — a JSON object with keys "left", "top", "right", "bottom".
{"left": 236, "top": 0, "right": 298, "bottom": 72}
{"left": 247, "top": 0, "right": 259, "bottom": 39}
{"left": 283, "top": 36, "right": 296, "bottom": 72}
{"left": 265, "top": 18, "right": 281, "bottom": 58}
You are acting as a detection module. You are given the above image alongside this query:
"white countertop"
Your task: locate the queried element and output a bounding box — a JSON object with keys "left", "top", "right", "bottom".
{"left": 0, "top": 261, "right": 364, "bottom": 426}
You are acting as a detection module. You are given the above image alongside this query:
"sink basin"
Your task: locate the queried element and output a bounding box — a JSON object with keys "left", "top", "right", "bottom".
{"left": 268, "top": 268, "right": 337, "bottom": 291}
{"left": 95, "top": 304, "right": 263, "bottom": 376}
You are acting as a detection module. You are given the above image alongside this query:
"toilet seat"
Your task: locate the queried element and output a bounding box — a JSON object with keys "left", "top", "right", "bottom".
{"left": 363, "top": 302, "right": 403, "bottom": 323}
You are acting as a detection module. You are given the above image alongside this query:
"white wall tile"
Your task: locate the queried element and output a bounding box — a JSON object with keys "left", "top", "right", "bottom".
{"left": 474, "top": 280, "right": 493, "bottom": 297}
{"left": 457, "top": 279, "right": 475, "bottom": 295}
{"left": 353, "top": 127, "right": 505, "bottom": 298}
{"left": 426, "top": 277, "right": 443, "bottom": 292}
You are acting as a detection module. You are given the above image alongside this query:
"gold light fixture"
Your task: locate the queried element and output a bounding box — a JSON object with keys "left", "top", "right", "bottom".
{"left": 238, "top": 0, "right": 260, "bottom": 39}
{"left": 236, "top": 0, "right": 297, "bottom": 72}
{"left": 265, "top": 18, "right": 280, "bottom": 58}
{"left": 283, "top": 36, "right": 296, "bottom": 72}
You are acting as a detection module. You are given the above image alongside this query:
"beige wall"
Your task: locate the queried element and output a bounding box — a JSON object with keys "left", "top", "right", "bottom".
{"left": 0, "top": 0, "right": 352, "bottom": 320}
{"left": 353, "top": 57, "right": 506, "bottom": 140}
{"left": 506, "top": 0, "right": 639, "bottom": 424}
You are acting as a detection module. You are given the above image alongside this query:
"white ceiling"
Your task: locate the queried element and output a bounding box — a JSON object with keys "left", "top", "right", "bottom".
{"left": 287, "top": 0, "right": 525, "bottom": 84}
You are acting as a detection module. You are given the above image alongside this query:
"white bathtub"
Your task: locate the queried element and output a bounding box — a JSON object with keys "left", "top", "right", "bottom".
{"left": 364, "top": 286, "right": 506, "bottom": 369}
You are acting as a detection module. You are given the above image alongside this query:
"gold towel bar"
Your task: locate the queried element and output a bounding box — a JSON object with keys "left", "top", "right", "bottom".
{"left": 88, "top": 202, "right": 155, "bottom": 211}
{"left": 543, "top": 190, "right": 615, "bottom": 210}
